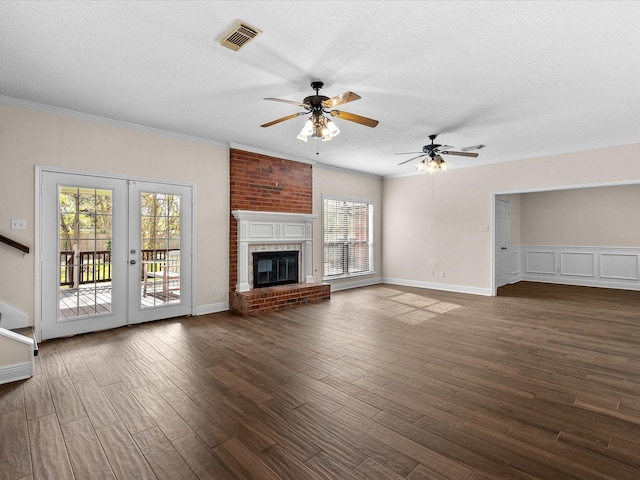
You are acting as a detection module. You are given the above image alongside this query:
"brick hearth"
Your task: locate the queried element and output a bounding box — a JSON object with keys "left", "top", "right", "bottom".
{"left": 230, "top": 283, "right": 330, "bottom": 315}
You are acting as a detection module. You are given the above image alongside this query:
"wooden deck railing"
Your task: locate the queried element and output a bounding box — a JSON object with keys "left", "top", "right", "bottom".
{"left": 0, "top": 234, "right": 30, "bottom": 254}
{"left": 60, "top": 249, "right": 176, "bottom": 286}
{"left": 60, "top": 250, "right": 113, "bottom": 286}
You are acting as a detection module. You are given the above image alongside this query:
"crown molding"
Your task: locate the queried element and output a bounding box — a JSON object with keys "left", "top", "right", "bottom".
{"left": 313, "top": 161, "right": 382, "bottom": 179}
{"left": 229, "top": 142, "right": 317, "bottom": 165}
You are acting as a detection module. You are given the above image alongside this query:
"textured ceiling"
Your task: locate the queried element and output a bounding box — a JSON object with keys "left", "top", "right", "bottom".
{"left": 1, "top": 1, "right": 639, "bottom": 177}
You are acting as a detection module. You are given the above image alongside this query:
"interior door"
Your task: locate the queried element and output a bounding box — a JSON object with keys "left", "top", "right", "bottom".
{"left": 40, "top": 171, "right": 193, "bottom": 340}
{"left": 495, "top": 198, "right": 511, "bottom": 288}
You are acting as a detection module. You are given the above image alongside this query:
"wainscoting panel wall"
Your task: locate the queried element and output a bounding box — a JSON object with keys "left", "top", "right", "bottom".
{"left": 601, "top": 252, "right": 640, "bottom": 280}
{"left": 514, "top": 245, "right": 640, "bottom": 290}
{"left": 509, "top": 247, "right": 521, "bottom": 278}
{"left": 560, "top": 251, "right": 595, "bottom": 277}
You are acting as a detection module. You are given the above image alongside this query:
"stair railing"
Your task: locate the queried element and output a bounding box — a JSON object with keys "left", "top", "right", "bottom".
{"left": 0, "top": 234, "right": 30, "bottom": 254}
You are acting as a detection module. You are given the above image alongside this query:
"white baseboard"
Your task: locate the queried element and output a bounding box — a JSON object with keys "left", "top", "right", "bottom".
{"left": 195, "top": 301, "right": 229, "bottom": 316}
{"left": 520, "top": 275, "right": 640, "bottom": 291}
{"left": 382, "top": 277, "right": 492, "bottom": 296}
{"left": 0, "top": 362, "right": 33, "bottom": 385}
{"left": 328, "top": 276, "right": 383, "bottom": 292}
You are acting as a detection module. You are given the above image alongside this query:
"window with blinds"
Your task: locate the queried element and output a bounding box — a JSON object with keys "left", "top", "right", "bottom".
{"left": 323, "top": 196, "right": 373, "bottom": 278}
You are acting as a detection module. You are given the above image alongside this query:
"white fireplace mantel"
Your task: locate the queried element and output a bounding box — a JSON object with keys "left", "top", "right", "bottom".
{"left": 232, "top": 210, "right": 318, "bottom": 292}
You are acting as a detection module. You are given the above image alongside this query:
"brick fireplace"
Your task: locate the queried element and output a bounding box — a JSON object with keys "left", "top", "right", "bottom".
{"left": 229, "top": 148, "right": 330, "bottom": 314}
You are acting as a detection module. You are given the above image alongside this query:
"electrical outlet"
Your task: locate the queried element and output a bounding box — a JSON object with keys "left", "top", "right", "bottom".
{"left": 440, "top": 271, "right": 445, "bottom": 278}
{"left": 212, "top": 286, "right": 218, "bottom": 295}
{"left": 430, "top": 270, "right": 435, "bottom": 277}
{"left": 11, "top": 219, "right": 26, "bottom": 230}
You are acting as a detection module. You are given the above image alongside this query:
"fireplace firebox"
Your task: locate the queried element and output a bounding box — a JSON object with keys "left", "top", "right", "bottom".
{"left": 252, "top": 251, "right": 299, "bottom": 288}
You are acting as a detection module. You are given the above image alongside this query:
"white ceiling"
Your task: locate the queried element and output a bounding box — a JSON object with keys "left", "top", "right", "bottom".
{"left": 1, "top": 1, "right": 639, "bottom": 177}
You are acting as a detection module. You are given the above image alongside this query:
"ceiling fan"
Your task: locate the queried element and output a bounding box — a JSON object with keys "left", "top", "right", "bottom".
{"left": 261, "top": 81, "right": 379, "bottom": 142}
{"left": 396, "top": 134, "right": 484, "bottom": 172}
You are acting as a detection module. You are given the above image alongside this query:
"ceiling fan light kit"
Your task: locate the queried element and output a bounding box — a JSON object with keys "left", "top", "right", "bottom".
{"left": 297, "top": 115, "right": 340, "bottom": 142}
{"left": 262, "top": 81, "right": 378, "bottom": 143}
{"left": 417, "top": 154, "right": 449, "bottom": 173}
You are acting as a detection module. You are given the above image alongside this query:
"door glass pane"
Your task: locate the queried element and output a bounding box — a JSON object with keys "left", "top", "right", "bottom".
{"left": 140, "top": 192, "right": 181, "bottom": 308}
{"left": 59, "top": 186, "right": 113, "bottom": 320}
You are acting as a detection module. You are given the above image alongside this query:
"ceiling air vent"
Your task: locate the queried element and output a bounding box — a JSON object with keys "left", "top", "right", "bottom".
{"left": 217, "top": 20, "right": 262, "bottom": 51}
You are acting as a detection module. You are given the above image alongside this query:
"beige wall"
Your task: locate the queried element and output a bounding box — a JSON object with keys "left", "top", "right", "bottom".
{"left": 383, "top": 144, "right": 640, "bottom": 293}
{"left": 0, "top": 102, "right": 229, "bottom": 326}
{"left": 383, "top": 173, "right": 494, "bottom": 292}
{"left": 313, "top": 165, "right": 383, "bottom": 289}
{"left": 496, "top": 185, "right": 640, "bottom": 249}
{"left": 520, "top": 185, "right": 640, "bottom": 247}
{"left": 0, "top": 334, "right": 31, "bottom": 365}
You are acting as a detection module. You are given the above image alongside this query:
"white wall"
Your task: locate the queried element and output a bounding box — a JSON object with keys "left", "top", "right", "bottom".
{"left": 383, "top": 144, "right": 640, "bottom": 294}
{"left": 0, "top": 102, "right": 230, "bottom": 326}
{"left": 313, "top": 165, "right": 383, "bottom": 290}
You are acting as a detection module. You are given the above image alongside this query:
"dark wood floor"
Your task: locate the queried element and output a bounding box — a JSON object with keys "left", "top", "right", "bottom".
{"left": 2, "top": 282, "right": 640, "bottom": 480}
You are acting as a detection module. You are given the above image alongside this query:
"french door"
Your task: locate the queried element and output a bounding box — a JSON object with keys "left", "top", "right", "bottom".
{"left": 40, "top": 171, "right": 193, "bottom": 340}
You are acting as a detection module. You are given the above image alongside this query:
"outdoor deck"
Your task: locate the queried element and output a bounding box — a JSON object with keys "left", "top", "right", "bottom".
{"left": 59, "top": 282, "right": 180, "bottom": 319}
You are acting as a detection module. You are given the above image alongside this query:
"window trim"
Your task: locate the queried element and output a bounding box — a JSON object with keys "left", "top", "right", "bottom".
{"left": 321, "top": 193, "right": 374, "bottom": 281}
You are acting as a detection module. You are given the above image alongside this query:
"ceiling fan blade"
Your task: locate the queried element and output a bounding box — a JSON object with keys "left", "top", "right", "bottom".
{"left": 398, "top": 154, "right": 425, "bottom": 166}
{"left": 322, "top": 91, "right": 361, "bottom": 108}
{"left": 261, "top": 112, "right": 308, "bottom": 128}
{"left": 461, "top": 144, "right": 485, "bottom": 152}
{"left": 440, "top": 150, "right": 479, "bottom": 157}
{"left": 330, "top": 110, "right": 379, "bottom": 127}
{"left": 264, "top": 97, "right": 310, "bottom": 108}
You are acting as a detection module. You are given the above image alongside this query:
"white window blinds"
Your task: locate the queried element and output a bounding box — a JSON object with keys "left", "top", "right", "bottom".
{"left": 323, "top": 197, "right": 373, "bottom": 278}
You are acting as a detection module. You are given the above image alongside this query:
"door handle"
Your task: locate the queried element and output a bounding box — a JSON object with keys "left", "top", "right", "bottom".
{"left": 130, "top": 259, "right": 137, "bottom": 265}
{"left": 501, "top": 247, "right": 508, "bottom": 250}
